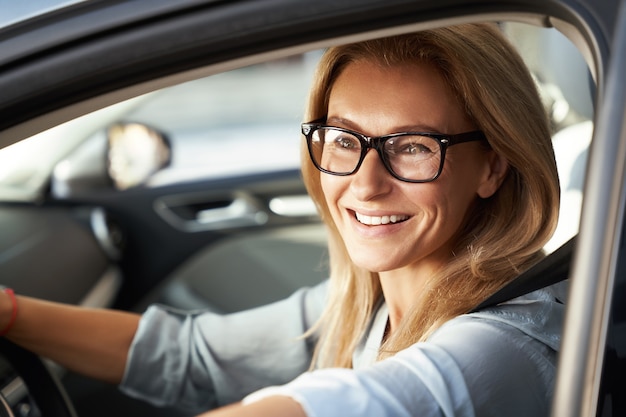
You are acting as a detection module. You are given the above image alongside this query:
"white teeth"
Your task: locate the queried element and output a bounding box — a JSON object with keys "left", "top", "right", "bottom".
{"left": 355, "top": 212, "right": 408, "bottom": 225}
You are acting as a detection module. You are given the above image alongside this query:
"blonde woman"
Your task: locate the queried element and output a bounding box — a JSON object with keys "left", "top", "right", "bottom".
{"left": 204, "top": 22, "right": 561, "bottom": 416}
{"left": 0, "top": 23, "right": 561, "bottom": 417}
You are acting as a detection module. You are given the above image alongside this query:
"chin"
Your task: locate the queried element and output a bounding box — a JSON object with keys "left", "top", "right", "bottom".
{"left": 350, "top": 258, "right": 397, "bottom": 274}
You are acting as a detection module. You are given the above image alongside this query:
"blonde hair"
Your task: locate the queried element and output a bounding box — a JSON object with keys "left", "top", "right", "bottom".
{"left": 302, "top": 23, "right": 560, "bottom": 368}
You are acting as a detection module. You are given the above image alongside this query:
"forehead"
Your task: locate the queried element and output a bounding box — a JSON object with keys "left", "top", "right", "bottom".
{"left": 327, "top": 60, "right": 471, "bottom": 134}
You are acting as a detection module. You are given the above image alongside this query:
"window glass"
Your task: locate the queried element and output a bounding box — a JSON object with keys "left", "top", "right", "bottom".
{"left": 0, "top": 23, "right": 594, "bottom": 253}
{"left": 0, "top": 51, "right": 321, "bottom": 200}
{"left": 130, "top": 52, "right": 322, "bottom": 187}
{"left": 502, "top": 23, "right": 594, "bottom": 251}
{"left": 0, "top": 0, "right": 88, "bottom": 29}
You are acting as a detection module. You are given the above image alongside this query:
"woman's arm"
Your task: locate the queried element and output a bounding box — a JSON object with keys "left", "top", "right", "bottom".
{"left": 198, "top": 397, "right": 306, "bottom": 417}
{"left": 120, "top": 281, "right": 328, "bottom": 411}
{"left": 0, "top": 290, "right": 140, "bottom": 384}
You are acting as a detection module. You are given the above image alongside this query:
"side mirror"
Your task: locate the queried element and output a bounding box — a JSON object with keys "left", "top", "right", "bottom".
{"left": 106, "top": 123, "right": 171, "bottom": 190}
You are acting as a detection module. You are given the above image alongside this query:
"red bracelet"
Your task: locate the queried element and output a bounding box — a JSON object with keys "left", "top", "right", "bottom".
{"left": 0, "top": 288, "right": 17, "bottom": 337}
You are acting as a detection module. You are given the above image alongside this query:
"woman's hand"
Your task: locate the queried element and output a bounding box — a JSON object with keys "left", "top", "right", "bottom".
{"left": 198, "top": 396, "right": 306, "bottom": 417}
{"left": 0, "top": 288, "right": 16, "bottom": 335}
{"left": 0, "top": 291, "right": 140, "bottom": 384}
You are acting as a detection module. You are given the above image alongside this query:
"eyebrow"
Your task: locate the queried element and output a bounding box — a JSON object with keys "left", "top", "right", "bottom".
{"left": 325, "top": 116, "right": 444, "bottom": 134}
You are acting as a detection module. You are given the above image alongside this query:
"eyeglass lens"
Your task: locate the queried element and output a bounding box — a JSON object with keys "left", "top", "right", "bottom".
{"left": 308, "top": 127, "right": 442, "bottom": 181}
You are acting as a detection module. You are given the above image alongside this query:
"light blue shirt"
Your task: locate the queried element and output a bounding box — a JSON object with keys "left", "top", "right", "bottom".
{"left": 120, "top": 280, "right": 564, "bottom": 416}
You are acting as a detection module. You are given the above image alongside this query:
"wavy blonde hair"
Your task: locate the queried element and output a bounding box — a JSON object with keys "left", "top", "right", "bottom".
{"left": 302, "top": 23, "right": 560, "bottom": 368}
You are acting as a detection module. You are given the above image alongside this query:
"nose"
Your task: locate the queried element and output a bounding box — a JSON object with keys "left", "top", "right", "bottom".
{"left": 349, "top": 149, "right": 393, "bottom": 200}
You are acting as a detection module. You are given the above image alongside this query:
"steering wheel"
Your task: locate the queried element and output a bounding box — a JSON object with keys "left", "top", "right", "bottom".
{"left": 0, "top": 338, "right": 77, "bottom": 417}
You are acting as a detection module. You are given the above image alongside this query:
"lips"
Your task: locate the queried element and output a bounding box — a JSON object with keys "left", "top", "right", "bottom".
{"left": 355, "top": 212, "right": 409, "bottom": 225}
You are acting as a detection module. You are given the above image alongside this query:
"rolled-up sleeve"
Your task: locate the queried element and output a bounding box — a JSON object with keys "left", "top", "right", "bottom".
{"left": 244, "top": 313, "right": 559, "bottom": 417}
{"left": 120, "top": 280, "right": 328, "bottom": 413}
{"left": 244, "top": 344, "right": 467, "bottom": 417}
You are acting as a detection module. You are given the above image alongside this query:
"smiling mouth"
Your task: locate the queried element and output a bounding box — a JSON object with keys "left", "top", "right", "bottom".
{"left": 355, "top": 212, "right": 410, "bottom": 225}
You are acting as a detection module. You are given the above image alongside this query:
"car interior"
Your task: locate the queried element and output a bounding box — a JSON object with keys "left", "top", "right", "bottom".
{"left": 0, "top": 0, "right": 625, "bottom": 416}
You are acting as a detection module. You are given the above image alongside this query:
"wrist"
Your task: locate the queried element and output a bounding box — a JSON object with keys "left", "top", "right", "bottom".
{"left": 0, "top": 287, "right": 18, "bottom": 337}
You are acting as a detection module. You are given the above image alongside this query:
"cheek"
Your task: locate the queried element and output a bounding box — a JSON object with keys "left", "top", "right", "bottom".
{"left": 411, "top": 171, "right": 478, "bottom": 224}
{"left": 441, "top": 150, "right": 488, "bottom": 196}
{"left": 320, "top": 175, "right": 343, "bottom": 218}
{"left": 414, "top": 188, "right": 474, "bottom": 245}
{"left": 319, "top": 175, "right": 333, "bottom": 204}
{"left": 409, "top": 186, "right": 455, "bottom": 221}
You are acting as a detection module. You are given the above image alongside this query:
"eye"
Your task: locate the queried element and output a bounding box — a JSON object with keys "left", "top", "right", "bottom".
{"left": 403, "top": 142, "right": 433, "bottom": 155}
{"left": 386, "top": 135, "right": 439, "bottom": 157}
{"left": 336, "top": 135, "right": 359, "bottom": 149}
{"left": 324, "top": 130, "right": 361, "bottom": 152}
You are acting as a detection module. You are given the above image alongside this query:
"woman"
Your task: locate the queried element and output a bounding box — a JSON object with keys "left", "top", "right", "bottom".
{"left": 0, "top": 23, "right": 561, "bottom": 417}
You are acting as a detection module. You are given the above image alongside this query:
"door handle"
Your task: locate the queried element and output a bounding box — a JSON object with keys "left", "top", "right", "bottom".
{"left": 154, "top": 191, "right": 268, "bottom": 232}
{"left": 195, "top": 194, "right": 268, "bottom": 228}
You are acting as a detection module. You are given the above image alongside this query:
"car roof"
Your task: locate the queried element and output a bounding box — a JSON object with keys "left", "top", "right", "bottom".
{"left": 0, "top": 0, "right": 613, "bottom": 148}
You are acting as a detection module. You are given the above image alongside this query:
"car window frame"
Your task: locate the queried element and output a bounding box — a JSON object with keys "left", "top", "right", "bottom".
{"left": 552, "top": 3, "right": 626, "bottom": 415}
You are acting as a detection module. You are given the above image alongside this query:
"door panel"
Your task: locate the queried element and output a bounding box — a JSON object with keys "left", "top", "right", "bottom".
{"left": 57, "top": 169, "right": 322, "bottom": 309}
{"left": 0, "top": 204, "right": 119, "bottom": 307}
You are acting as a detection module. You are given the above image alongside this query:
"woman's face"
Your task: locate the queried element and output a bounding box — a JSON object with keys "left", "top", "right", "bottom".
{"left": 321, "top": 60, "right": 503, "bottom": 276}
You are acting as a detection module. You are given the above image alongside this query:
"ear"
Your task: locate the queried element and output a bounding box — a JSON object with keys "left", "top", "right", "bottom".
{"left": 477, "top": 150, "right": 509, "bottom": 198}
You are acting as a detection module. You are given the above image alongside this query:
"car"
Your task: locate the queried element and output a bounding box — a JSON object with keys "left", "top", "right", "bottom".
{"left": 0, "top": 0, "right": 623, "bottom": 416}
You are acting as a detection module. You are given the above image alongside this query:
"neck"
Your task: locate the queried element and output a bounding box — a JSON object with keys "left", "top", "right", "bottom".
{"left": 378, "top": 264, "right": 435, "bottom": 333}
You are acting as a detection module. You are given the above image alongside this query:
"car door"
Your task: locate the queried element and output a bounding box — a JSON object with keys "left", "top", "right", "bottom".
{"left": 0, "top": 1, "right": 624, "bottom": 417}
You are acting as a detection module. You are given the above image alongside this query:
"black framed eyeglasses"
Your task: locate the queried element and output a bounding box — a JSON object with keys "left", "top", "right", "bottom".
{"left": 301, "top": 122, "right": 487, "bottom": 183}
